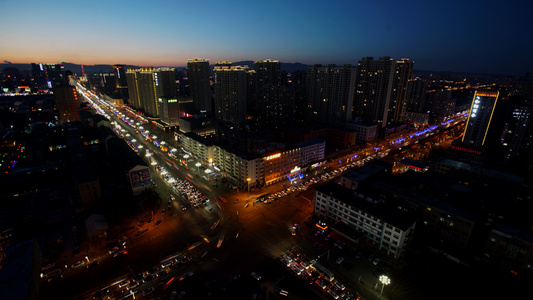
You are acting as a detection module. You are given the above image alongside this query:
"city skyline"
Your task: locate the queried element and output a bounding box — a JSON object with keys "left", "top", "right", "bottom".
{"left": 1, "top": 0, "right": 531, "bottom": 76}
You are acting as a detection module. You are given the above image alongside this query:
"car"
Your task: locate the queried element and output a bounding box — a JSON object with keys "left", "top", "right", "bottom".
{"left": 179, "top": 271, "right": 194, "bottom": 280}
{"left": 87, "top": 261, "right": 99, "bottom": 268}
{"left": 127, "top": 280, "right": 139, "bottom": 290}
{"left": 373, "top": 257, "right": 380, "bottom": 265}
{"left": 93, "top": 288, "right": 109, "bottom": 298}
{"left": 181, "top": 206, "right": 187, "bottom": 211}
{"left": 337, "top": 241, "right": 345, "bottom": 249}
{"left": 333, "top": 280, "right": 345, "bottom": 290}
{"left": 327, "top": 288, "right": 339, "bottom": 299}
{"left": 251, "top": 272, "right": 261, "bottom": 280}
{"left": 148, "top": 217, "right": 154, "bottom": 223}
{"left": 42, "top": 263, "right": 55, "bottom": 272}
{"left": 161, "top": 208, "right": 166, "bottom": 214}
{"left": 315, "top": 279, "right": 327, "bottom": 289}
{"left": 291, "top": 229, "right": 296, "bottom": 236}
{"left": 170, "top": 291, "right": 178, "bottom": 300}
{"left": 155, "top": 219, "right": 163, "bottom": 226}
{"left": 70, "top": 260, "right": 84, "bottom": 269}
{"left": 113, "top": 250, "right": 127, "bottom": 257}
{"left": 336, "top": 257, "right": 344, "bottom": 264}
{"left": 142, "top": 287, "right": 155, "bottom": 296}
{"left": 136, "top": 228, "right": 148, "bottom": 236}
{"left": 108, "top": 247, "right": 119, "bottom": 255}
{"left": 118, "top": 279, "right": 130, "bottom": 288}
{"left": 161, "top": 259, "right": 173, "bottom": 268}
{"left": 144, "top": 274, "right": 155, "bottom": 282}
{"left": 119, "top": 235, "right": 128, "bottom": 243}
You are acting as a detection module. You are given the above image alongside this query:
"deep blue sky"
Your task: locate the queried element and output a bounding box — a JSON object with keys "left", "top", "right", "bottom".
{"left": 1, "top": 0, "right": 531, "bottom": 75}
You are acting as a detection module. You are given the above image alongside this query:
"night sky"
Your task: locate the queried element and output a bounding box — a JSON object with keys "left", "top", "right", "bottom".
{"left": 1, "top": 0, "right": 531, "bottom": 75}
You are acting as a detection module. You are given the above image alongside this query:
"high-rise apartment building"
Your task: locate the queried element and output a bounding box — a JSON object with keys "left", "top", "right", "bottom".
{"left": 100, "top": 72, "right": 116, "bottom": 95}
{"left": 45, "top": 63, "right": 67, "bottom": 88}
{"left": 254, "top": 59, "right": 281, "bottom": 121}
{"left": 461, "top": 90, "right": 499, "bottom": 148}
{"left": 54, "top": 85, "right": 81, "bottom": 124}
{"left": 354, "top": 57, "right": 395, "bottom": 127}
{"left": 389, "top": 59, "right": 414, "bottom": 123}
{"left": 501, "top": 97, "right": 533, "bottom": 160}
{"left": 187, "top": 58, "right": 212, "bottom": 114}
{"left": 353, "top": 57, "right": 413, "bottom": 128}
{"left": 427, "top": 89, "right": 455, "bottom": 123}
{"left": 254, "top": 59, "right": 281, "bottom": 87}
{"left": 405, "top": 78, "right": 428, "bottom": 113}
{"left": 158, "top": 97, "right": 179, "bottom": 125}
{"left": 31, "top": 63, "right": 48, "bottom": 89}
{"left": 306, "top": 64, "right": 356, "bottom": 127}
{"left": 112, "top": 64, "right": 127, "bottom": 88}
{"left": 214, "top": 65, "right": 250, "bottom": 126}
{"left": 125, "top": 68, "right": 177, "bottom": 118}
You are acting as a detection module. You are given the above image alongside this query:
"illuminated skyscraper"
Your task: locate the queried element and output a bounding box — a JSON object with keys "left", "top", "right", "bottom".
{"left": 125, "top": 68, "right": 176, "bottom": 118}
{"left": 214, "top": 65, "right": 249, "bottom": 126}
{"left": 306, "top": 64, "right": 356, "bottom": 127}
{"left": 187, "top": 58, "right": 211, "bottom": 114}
{"left": 54, "top": 85, "right": 81, "bottom": 125}
{"left": 461, "top": 90, "right": 499, "bottom": 148}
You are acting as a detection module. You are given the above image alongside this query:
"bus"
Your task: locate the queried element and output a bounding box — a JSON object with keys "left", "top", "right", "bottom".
{"left": 312, "top": 261, "right": 334, "bottom": 282}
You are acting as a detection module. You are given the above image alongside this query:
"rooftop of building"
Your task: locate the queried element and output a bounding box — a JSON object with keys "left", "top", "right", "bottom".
{"left": 399, "top": 158, "right": 428, "bottom": 170}
{"left": 316, "top": 181, "right": 416, "bottom": 231}
{"left": 492, "top": 221, "right": 533, "bottom": 243}
{"left": 0, "top": 239, "right": 39, "bottom": 300}
{"left": 341, "top": 160, "right": 392, "bottom": 183}
{"left": 293, "top": 138, "right": 325, "bottom": 148}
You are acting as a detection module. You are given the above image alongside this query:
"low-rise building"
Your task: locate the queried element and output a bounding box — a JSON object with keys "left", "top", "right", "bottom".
{"left": 314, "top": 181, "right": 416, "bottom": 259}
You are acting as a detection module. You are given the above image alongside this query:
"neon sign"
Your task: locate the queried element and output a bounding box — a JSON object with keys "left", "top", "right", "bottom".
{"left": 266, "top": 153, "right": 281, "bottom": 160}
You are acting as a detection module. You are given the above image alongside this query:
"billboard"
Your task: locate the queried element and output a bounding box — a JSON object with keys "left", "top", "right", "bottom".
{"left": 130, "top": 167, "right": 151, "bottom": 189}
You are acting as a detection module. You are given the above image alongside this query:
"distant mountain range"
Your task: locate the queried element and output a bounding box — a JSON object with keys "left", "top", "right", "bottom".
{"left": 0, "top": 61, "right": 514, "bottom": 78}
{"left": 0, "top": 61, "right": 310, "bottom": 74}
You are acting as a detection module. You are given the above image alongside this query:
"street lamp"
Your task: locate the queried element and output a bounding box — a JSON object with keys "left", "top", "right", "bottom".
{"left": 195, "top": 162, "right": 201, "bottom": 174}
{"left": 247, "top": 178, "right": 251, "bottom": 192}
{"left": 379, "top": 275, "right": 390, "bottom": 298}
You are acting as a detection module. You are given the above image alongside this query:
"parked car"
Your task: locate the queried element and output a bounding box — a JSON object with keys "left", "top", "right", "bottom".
{"left": 142, "top": 287, "right": 155, "bottom": 296}
{"left": 251, "top": 272, "right": 261, "bottom": 280}
{"left": 108, "top": 247, "right": 119, "bottom": 255}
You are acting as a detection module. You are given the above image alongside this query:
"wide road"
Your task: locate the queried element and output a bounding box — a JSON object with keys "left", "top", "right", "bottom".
{"left": 40, "top": 83, "right": 327, "bottom": 300}
{"left": 40, "top": 82, "right": 468, "bottom": 300}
